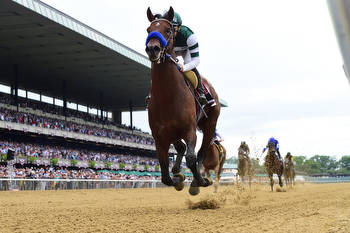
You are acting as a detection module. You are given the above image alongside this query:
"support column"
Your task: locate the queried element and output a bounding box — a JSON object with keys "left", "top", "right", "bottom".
{"left": 112, "top": 110, "right": 122, "bottom": 125}
{"left": 13, "top": 64, "right": 19, "bottom": 111}
{"left": 62, "top": 80, "right": 67, "bottom": 119}
{"left": 129, "top": 101, "right": 133, "bottom": 130}
{"left": 99, "top": 91, "right": 103, "bottom": 121}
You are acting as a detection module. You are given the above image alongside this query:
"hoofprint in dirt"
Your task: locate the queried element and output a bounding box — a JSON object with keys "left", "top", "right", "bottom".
{"left": 0, "top": 183, "right": 349, "bottom": 233}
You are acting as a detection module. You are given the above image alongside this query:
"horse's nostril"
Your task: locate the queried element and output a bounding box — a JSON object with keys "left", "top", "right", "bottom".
{"left": 154, "top": 46, "right": 160, "bottom": 52}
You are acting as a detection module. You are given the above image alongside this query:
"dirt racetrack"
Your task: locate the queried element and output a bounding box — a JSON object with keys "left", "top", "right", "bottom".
{"left": 0, "top": 183, "right": 349, "bottom": 233}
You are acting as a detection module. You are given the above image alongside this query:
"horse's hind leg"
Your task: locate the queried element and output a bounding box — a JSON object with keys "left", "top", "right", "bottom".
{"left": 197, "top": 119, "right": 217, "bottom": 174}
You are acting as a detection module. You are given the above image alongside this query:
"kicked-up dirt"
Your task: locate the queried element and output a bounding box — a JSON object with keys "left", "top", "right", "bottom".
{"left": 0, "top": 183, "right": 349, "bottom": 233}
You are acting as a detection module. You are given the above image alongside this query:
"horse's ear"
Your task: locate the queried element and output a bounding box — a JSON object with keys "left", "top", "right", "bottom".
{"left": 147, "top": 7, "right": 155, "bottom": 22}
{"left": 166, "top": 6, "right": 174, "bottom": 22}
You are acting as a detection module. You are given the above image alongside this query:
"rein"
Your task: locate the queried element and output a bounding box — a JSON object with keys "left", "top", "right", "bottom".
{"left": 146, "top": 19, "right": 176, "bottom": 64}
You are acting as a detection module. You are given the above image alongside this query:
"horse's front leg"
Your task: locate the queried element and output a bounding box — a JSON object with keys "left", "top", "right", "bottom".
{"left": 278, "top": 175, "right": 283, "bottom": 188}
{"left": 184, "top": 132, "right": 210, "bottom": 196}
{"left": 156, "top": 142, "right": 174, "bottom": 186}
{"left": 171, "top": 140, "right": 186, "bottom": 174}
{"left": 268, "top": 173, "right": 274, "bottom": 191}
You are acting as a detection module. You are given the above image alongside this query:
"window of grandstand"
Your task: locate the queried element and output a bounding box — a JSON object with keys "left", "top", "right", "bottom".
{"left": 78, "top": 104, "right": 87, "bottom": 112}
{"left": 67, "top": 102, "right": 77, "bottom": 110}
{"left": 108, "top": 112, "right": 112, "bottom": 119}
{"left": 55, "top": 98, "right": 64, "bottom": 107}
{"left": 41, "top": 95, "right": 53, "bottom": 104}
{"left": 0, "top": 84, "right": 11, "bottom": 94}
{"left": 88, "top": 107, "right": 98, "bottom": 115}
{"left": 27, "top": 91, "right": 40, "bottom": 101}
{"left": 18, "top": 89, "right": 26, "bottom": 98}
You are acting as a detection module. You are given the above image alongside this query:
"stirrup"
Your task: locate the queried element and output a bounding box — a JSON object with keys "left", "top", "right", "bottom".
{"left": 198, "top": 94, "right": 207, "bottom": 105}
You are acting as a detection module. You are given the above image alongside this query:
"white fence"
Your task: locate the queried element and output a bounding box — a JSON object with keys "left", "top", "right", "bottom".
{"left": 0, "top": 178, "right": 234, "bottom": 191}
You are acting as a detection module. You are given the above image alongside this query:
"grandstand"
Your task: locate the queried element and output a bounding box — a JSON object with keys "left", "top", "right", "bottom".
{"left": 0, "top": 0, "right": 182, "bottom": 179}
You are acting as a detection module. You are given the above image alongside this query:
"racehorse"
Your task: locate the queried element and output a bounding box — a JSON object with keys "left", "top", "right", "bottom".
{"left": 202, "top": 142, "right": 226, "bottom": 193}
{"left": 237, "top": 148, "right": 253, "bottom": 187}
{"left": 145, "top": 7, "right": 220, "bottom": 195}
{"left": 264, "top": 142, "right": 284, "bottom": 191}
{"left": 284, "top": 156, "right": 295, "bottom": 187}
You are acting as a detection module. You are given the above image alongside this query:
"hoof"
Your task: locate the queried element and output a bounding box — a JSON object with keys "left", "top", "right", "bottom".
{"left": 203, "top": 178, "right": 213, "bottom": 187}
{"left": 173, "top": 173, "right": 185, "bottom": 182}
{"left": 174, "top": 182, "right": 184, "bottom": 191}
{"left": 173, "top": 173, "right": 185, "bottom": 191}
{"left": 189, "top": 186, "right": 200, "bottom": 196}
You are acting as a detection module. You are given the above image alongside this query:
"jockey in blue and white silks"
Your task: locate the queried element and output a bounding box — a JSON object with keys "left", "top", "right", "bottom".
{"left": 263, "top": 137, "right": 282, "bottom": 160}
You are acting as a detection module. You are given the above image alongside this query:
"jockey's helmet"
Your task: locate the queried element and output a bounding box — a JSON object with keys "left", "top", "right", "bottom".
{"left": 287, "top": 152, "right": 291, "bottom": 156}
{"left": 172, "top": 12, "right": 182, "bottom": 26}
{"left": 268, "top": 137, "right": 275, "bottom": 143}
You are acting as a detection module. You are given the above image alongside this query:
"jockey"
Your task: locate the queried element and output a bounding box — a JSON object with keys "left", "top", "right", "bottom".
{"left": 238, "top": 141, "right": 250, "bottom": 158}
{"left": 262, "top": 137, "right": 282, "bottom": 160}
{"left": 171, "top": 12, "right": 214, "bottom": 106}
{"left": 285, "top": 152, "right": 293, "bottom": 161}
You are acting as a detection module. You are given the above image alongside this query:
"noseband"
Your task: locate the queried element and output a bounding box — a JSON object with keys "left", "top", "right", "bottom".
{"left": 145, "top": 19, "right": 175, "bottom": 63}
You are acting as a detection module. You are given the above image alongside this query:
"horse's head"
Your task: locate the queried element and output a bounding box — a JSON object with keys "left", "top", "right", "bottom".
{"left": 145, "top": 7, "right": 175, "bottom": 62}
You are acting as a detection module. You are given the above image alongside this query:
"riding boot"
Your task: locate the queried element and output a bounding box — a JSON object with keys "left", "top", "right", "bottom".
{"left": 192, "top": 68, "right": 208, "bottom": 105}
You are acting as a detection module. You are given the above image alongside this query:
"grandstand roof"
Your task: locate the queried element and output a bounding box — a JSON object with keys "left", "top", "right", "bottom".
{"left": 0, "top": 0, "right": 151, "bottom": 111}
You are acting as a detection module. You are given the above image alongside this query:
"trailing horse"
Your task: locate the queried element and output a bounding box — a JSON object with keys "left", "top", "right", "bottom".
{"left": 145, "top": 7, "right": 220, "bottom": 195}
{"left": 284, "top": 155, "right": 295, "bottom": 187}
{"left": 202, "top": 142, "right": 226, "bottom": 193}
{"left": 237, "top": 148, "right": 253, "bottom": 187}
{"left": 264, "top": 142, "right": 284, "bottom": 191}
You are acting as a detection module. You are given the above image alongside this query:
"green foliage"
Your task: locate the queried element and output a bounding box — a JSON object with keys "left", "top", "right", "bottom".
{"left": 144, "top": 164, "right": 149, "bottom": 171}
{"left": 106, "top": 162, "right": 112, "bottom": 168}
{"left": 1, "top": 154, "right": 7, "bottom": 162}
{"left": 155, "top": 165, "right": 160, "bottom": 171}
{"left": 51, "top": 158, "right": 59, "bottom": 166}
{"left": 251, "top": 158, "right": 265, "bottom": 174}
{"left": 133, "top": 164, "right": 138, "bottom": 170}
{"left": 339, "top": 156, "right": 350, "bottom": 171}
{"left": 293, "top": 155, "right": 348, "bottom": 175}
{"left": 71, "top": 159, "right": 78, "bottom": 166}
{"left": 119, "top": 163, "right": 126, "bottom": 169}
{"left": 225, "top": 157, "right": 238, "bottom": 164}
{"left": 89, "top": 161, "right": 96, "bottom": 168}
{"left": 28, "top": 156, "right": 37, "bottom": 163}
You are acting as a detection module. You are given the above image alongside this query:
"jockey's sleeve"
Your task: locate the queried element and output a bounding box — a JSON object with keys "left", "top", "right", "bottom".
{"left": 262, "top": 147, "right": 266, "bottom": 153}
{"left": 183, "top": 34, "right": 200, "bottom": 72}
{"left": 276, "top": 143, "right": 280, "bottom": 150}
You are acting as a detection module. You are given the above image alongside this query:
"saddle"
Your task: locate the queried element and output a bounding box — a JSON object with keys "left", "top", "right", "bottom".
{"left": 183, "top": 71, "right": 215, "bottom": 122}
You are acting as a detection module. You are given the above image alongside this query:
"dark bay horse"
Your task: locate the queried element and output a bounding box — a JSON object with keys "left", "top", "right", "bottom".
{"left": 202, "top": 142, "right": 226, "bottom": 193}
{"left": 264, "top": 142, "right": 284, "bottom": 191}
{"left": 145, "top": 7, "right": 220, "bottom": 195}
{"left": 284, "top": 155, "right": 295, "bottom": 187}
{"left": 237, "top": 148, "right": 253, "bottom": 187}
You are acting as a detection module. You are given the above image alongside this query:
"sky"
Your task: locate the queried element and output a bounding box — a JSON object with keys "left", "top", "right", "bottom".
{"left": 41, "top": 0, "right": 350, "bottom": 159}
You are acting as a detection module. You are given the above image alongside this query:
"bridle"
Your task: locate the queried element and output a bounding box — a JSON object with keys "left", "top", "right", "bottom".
{"left": 146, "top": 18, "right": 177, "bottom": 64}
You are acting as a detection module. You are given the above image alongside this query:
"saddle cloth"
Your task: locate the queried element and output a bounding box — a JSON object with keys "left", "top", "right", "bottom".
{"left": 213, "top": 142, "right": 224, "bottom": 161}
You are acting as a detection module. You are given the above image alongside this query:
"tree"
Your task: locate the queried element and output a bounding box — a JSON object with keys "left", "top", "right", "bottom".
{"left": 293, "top": 156, "right": 307, "bottom": 172}
{"left": 339, "top": 156, "right": 350, "bottom": 174}
{"left": 309, "top": 155, "right": 337, "bottom": 174}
